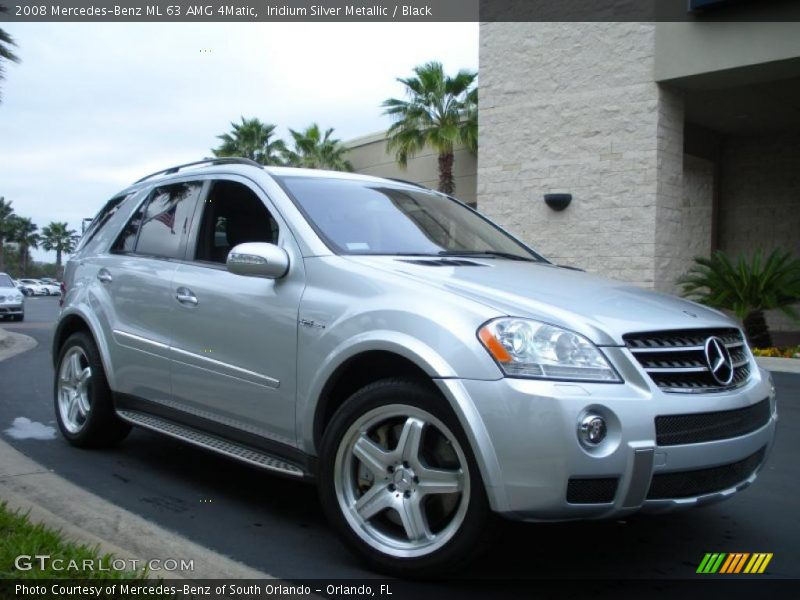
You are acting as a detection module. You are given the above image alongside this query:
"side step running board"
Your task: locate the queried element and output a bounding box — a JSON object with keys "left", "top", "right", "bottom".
{"left": 117, "top": 409, "right": 305, "bottom": 478}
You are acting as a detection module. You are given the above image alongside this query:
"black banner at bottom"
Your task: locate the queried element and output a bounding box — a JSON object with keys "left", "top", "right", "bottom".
{"left": 1, "top": 579, "right": 798, "bottom": 600}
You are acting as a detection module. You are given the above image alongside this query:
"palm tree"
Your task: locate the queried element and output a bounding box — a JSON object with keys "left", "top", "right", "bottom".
{"left": 382, "top": 61, "right": 478, "bottom": 195}
{"left": 8, "top": 216, "right": 38, "bottom": 276}
{"left": 285, "top": 124, "right": 353, "bottom": 171}
{"left": 41, "top": 222, "right": 79, "bottom": 277}
{"left": 679, "top": 249, "right": 800, "bottom": 347}
{"left": 0, "top": 5, "right": 20, "bottom": 103}
{"left": 0, "top": 196, "right": 14, "bottom": 272}
{"left": 212, "top": 117, "right": 287, "bottom": 165}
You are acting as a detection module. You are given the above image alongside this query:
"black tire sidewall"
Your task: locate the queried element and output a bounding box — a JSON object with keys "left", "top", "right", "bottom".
{"left": 318, "top": 378, "right": 494, "bottom": 577}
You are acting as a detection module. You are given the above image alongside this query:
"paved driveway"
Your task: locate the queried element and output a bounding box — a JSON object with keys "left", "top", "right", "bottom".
{"left": 1, "top": 297, "right": 798, "bottom": 581}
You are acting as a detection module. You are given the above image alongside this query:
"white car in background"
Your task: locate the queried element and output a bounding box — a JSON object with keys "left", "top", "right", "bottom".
{"left": 0, "top": 273, "right": 25, "bottom": 321}
{"left": 18, "top": 279, "right": 50, "bottom": 296}
{"left": 38, "top": 281, "right": 61, "bottom": 296}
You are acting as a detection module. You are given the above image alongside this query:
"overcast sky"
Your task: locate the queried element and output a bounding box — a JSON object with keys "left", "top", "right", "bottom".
{"left": 0, "top": 23, "right": 478, "bottom": 262}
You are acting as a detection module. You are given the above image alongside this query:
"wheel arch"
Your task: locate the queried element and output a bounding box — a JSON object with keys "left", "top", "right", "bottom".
{"left": 306, "top": 337, "right": 508, "bottom": 512}
{"left": 52, "top": 309, "right": 117, "bottom": 390}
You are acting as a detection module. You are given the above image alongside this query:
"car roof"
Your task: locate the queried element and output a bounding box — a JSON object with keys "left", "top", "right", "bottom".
{"left": 121, "top": 159, "right": 431, "bottom": 195}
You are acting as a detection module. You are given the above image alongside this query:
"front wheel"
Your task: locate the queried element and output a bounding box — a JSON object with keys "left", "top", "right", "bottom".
{"left": 319, "top": 379, "right": 495, "bottom": 577}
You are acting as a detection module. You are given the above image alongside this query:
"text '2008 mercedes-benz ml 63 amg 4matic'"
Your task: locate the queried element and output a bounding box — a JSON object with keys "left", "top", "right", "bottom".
{"left": 54, "top": 158, "right": 777, "bottom": 575}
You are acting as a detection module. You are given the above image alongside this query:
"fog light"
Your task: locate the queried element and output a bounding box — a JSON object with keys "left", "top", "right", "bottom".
{"left": 579, "top": 415, "right": 607, "bottom": 445}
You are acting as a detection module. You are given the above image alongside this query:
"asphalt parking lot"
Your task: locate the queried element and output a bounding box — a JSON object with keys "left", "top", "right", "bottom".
{"left": 1, "top": 297, "right": 798, "bottom": 582}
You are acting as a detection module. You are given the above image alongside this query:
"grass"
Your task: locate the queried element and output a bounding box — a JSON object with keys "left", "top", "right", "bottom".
{"left": 0, "top": 501, "right": 147, "bottom": 580}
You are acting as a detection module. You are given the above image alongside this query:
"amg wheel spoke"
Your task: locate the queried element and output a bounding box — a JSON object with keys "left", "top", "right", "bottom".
{"left": 353, "top": 434, "right": 391, "bottom": 477}
{"left": 396, "top": 417, "right": 424, "bottom": 465}
{"left": 69, "top": 353, "right": 82, "bottom": 383}
{"left": 417, "top": 467, "right": 463, "bottom": 496}
{"left": 78, "top": 366, "right": 92, "bottom": 384}
{"left": 67, "top": 396, "right": 80, "bottom": 423}
{"left": 355, "top": 484, "right": 393, "bottom": 521}
{"left": 397, "top": 495, "right": 431, "bottom": 542}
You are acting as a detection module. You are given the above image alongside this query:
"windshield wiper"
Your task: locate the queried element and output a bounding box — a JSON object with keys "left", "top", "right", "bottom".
{"left": 437, "top": 250, "right": 538, "bottom": 262}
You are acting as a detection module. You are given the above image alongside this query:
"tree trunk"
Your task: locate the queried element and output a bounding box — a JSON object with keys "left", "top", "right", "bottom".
{"left": 0, "top": 235, "right": 4, "bottom": 272}
{"left": 20, "top": 245, "right": 27, "bottom": 277}
{"left": 744, "top": 310, "right": 772, "bottom": 348}
{"left": 56, "top": 250, "right": 63, "bottom": 279}
{"left": 438, "top": 152, "right": 455, "bottom": 195}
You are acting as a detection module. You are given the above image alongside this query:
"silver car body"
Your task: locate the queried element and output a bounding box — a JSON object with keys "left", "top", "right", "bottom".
{"left": 55, "top": 164, "right": 777, "bottom": 520}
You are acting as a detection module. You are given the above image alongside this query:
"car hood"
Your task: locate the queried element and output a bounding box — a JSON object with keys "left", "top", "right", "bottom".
{"left": 345, "top": 256, "right": 737, "bottom": 346}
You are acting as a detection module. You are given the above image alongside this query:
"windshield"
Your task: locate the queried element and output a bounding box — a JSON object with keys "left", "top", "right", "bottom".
{"left": 0, "top": 274, "right": 14, "bottom": 288}
{"left": 277, "top": 176, "right": 545, "bottom": 261}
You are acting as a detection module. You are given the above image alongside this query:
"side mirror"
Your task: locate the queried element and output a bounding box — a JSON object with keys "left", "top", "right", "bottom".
{"left": 226, "top": 242, "right": 289, "bottom": 279}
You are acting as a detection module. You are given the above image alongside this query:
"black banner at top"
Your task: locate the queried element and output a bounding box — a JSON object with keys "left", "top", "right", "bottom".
{"left": 2, "top": 0, "right": 800, "bottom": 22}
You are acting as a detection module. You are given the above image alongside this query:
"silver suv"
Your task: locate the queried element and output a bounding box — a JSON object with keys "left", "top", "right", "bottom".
{"left": 53, "top": 158, "right": 777, "bottom": 575}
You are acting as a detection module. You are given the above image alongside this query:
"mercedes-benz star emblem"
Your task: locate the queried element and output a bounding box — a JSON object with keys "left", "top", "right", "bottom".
{"left": 704, "top": 336, "right": 734, "bottom": 385}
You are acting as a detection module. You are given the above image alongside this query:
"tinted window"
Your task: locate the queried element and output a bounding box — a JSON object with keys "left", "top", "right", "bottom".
{"left": 278, "top": 176, "right": 541, "bottom": 260}
{"left": 0, "top": 274, "right": 13, "bottom": 287}
{"left": 133, "top": 182, "right": 202, "bottom": 259}
{"left": 78, "top": 192, "right": 134, "bottom": 251}
{"left": 194, "top": 180, "right": 279, "bottom": 264}
{"left": 112, "top": 198, "right": 146, "bottom": 254}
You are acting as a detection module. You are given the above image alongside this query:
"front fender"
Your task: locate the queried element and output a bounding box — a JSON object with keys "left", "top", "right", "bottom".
{"left": 53, "top": 305, "right": 117, "bottom": 390}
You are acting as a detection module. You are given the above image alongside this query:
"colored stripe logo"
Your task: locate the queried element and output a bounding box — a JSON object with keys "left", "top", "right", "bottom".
{"left": 697, "top": 553, "right": 773, "bottom": 574}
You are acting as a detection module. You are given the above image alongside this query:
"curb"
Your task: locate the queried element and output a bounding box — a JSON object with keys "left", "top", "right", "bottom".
{"left": 755, "top": 356, "right": 800, "bottom": 375}
{"left": 0, "top": 438, "right": 271, "bottom": 579}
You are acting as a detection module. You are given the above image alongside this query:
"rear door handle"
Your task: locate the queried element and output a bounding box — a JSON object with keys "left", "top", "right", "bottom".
{"left": 175, "top": 287, "right": 198, "bottom": 306}
{"left": 97, "top": 269, "right": 112, "bottom": 284}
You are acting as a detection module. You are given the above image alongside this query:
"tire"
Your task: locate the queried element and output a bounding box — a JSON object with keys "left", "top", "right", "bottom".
{"left": 14, "top": 314, "right": 23, "bottom": 322}
{"left": 54, "top": 332, "right": 131, "bottom": 448}
{"left": 318, "top": 378, "right": 496, "bottom": 577}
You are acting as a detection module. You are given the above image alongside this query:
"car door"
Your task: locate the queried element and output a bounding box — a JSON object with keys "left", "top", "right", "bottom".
{"left": 167, "top": 176, "right": 305, "bottom": 448}
{"left": 97, "top": 180, "right": 204, "bottom": 404}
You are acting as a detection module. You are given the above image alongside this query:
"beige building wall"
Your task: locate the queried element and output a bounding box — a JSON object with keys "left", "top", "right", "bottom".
{"left": 478, "top": 22, "right": 665, "bottom": 287}
{"left": 344, "top": 132, "right": 478, "bottom": 206}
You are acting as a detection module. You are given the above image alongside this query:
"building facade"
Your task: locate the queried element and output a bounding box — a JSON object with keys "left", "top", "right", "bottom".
{"left": 479, "top": 19, "right": 800, "bottom": 338}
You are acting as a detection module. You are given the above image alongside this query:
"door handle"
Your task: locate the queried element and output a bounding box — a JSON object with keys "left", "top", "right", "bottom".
{"left": 97, "top": 269, "right": 112, "bottom": 284}
{"left": 175, "top": 287, "right": 198, "bottom": 306}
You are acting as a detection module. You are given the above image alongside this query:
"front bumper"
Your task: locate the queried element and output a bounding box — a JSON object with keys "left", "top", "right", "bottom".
{"left": 437, "top": 349, "right": 777, "bottom": 520}
{"left": 0, "top": 303, "right": 24, "bottom": 317}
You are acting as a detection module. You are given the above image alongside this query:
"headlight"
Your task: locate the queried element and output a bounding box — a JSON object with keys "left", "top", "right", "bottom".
{"left": 14, "top": 294, "right": 23, "bottom": 302}
{"left": 478, "top": 318, "right": 621, "bottom": 382}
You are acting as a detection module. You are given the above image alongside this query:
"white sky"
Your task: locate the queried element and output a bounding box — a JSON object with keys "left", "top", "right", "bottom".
{"left": 0, "top": 23, "right": 478, "bottom": 261}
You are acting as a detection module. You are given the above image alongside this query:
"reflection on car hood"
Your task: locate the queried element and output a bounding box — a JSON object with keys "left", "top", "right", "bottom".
{"left": 346, "top": 256, "right": 736, "bottom": 345}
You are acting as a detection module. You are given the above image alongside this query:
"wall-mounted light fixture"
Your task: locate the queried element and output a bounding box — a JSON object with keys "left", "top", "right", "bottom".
{"left": 544, "top": 193, "right": 572, "bottom": 211}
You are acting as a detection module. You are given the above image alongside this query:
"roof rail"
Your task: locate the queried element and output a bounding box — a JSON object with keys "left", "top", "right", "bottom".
{"left": 385, "top": 177, "right": 429, "bottom": 189}
{"left": 134, "top": 157, "right": 263, "bottom": 184}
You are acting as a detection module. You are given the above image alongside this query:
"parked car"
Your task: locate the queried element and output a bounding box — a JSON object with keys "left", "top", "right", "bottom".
{"left": 38, "top": 280, "right": 61, "bottom": 296}
{"left": 52, "top": 158, "right": 777, "bottom": 576}
{"left": 18, "top": 278, "right": 49, "bottom": 296}
{"left": 0, "top": 273, "right": 25, "bottom": 321}
{"left": 13, "top": 280, "right": 34, "bottom": 297}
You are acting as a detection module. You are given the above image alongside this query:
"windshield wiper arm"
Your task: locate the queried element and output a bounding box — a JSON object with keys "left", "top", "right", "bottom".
{"left": 437, "top": 250, "right": 538, "bottom": 262}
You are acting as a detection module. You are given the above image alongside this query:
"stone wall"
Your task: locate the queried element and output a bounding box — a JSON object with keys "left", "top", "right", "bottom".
{"left": 478, "top": 22, "right": 666, "bottom": 287}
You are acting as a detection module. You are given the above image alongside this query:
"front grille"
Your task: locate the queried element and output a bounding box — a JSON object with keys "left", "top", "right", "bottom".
{"left": 566, "top": 477, "right": 618, "bottom": 504}
{"left": 647, "top": 447, "right": 765, "bottom": 499}
{"left": 624, "top": 328, "right": 751, "bottom": 393}
{"left": 655, "top": 398, "right": 771, "bottom": 446}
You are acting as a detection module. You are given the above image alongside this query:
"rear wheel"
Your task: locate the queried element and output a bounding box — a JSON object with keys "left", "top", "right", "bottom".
{"left": 319, "top": 378, "right": 494, "bottom": 577}
{"left": 54, "top": 332, "right": 130, "bottom": 447}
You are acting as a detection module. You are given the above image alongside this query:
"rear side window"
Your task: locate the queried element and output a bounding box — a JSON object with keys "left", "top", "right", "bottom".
{"left": 78, "top": 192, "right": 135, "bottom": 251}
{"left": 112, "top": 182, "right": 203, "bottom": 259}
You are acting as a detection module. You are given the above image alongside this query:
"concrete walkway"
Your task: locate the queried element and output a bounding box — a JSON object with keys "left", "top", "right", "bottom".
{"left": 756, "top": 356, "right": 800, "bottom": 374}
